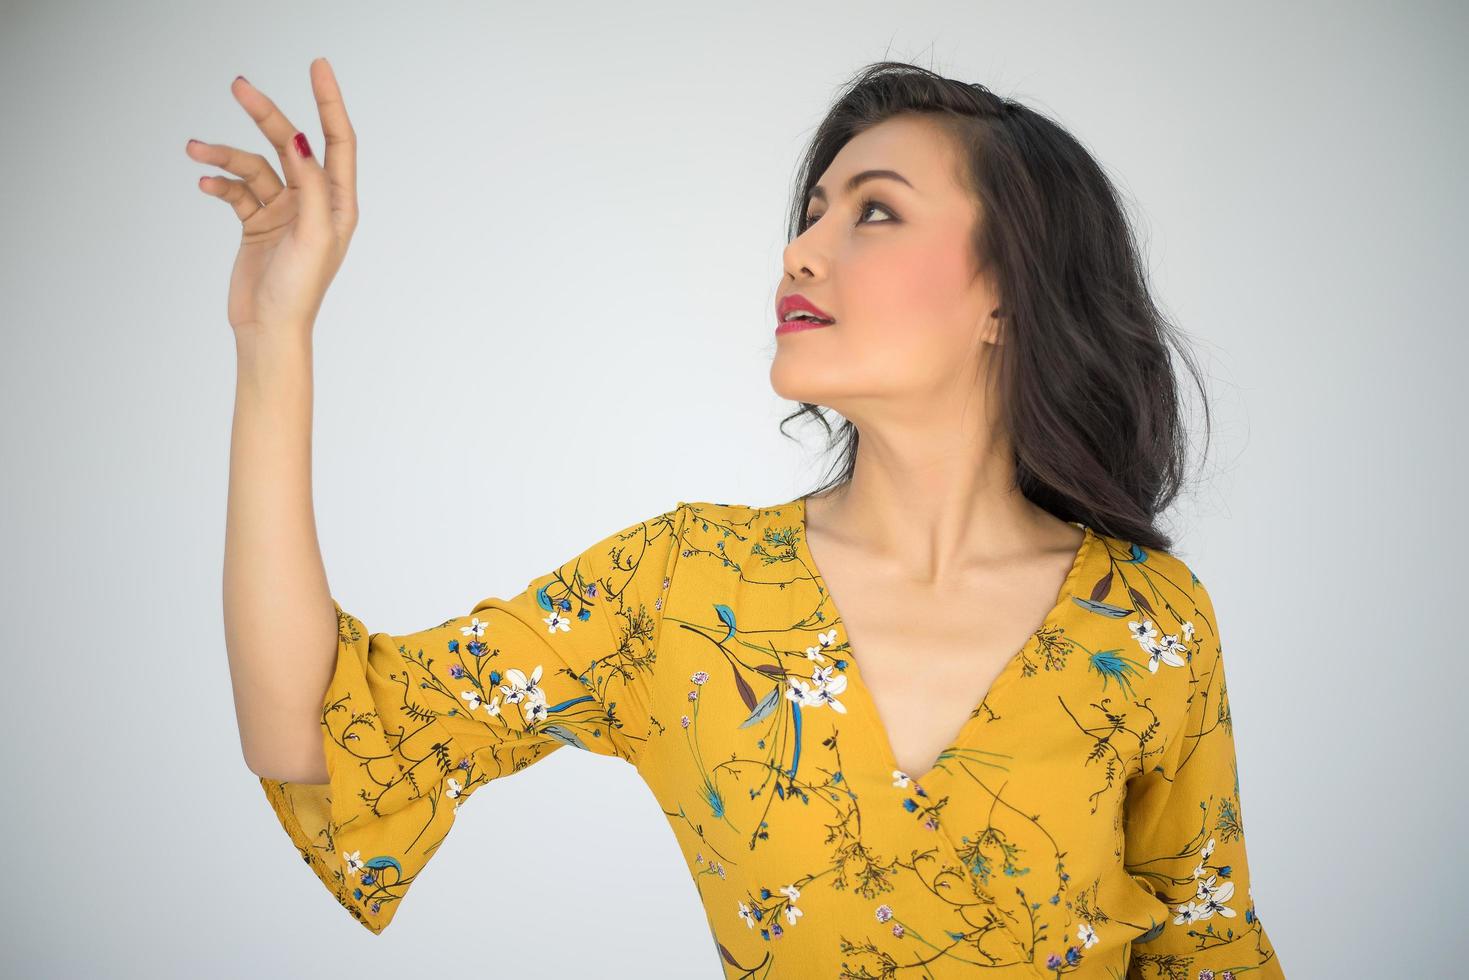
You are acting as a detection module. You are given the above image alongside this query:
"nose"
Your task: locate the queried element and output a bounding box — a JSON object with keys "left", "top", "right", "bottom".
{"left": 782, "top": 232, "right": 822, "bottom": 282}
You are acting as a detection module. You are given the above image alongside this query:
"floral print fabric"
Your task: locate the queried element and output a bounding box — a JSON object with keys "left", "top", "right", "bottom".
{"left": 258, "top": 497, "right": 1283, "bottom": 978}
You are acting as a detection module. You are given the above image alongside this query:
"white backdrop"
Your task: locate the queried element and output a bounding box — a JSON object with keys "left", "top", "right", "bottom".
{"left": 2, "top": 1, "right": 1463, "bottom": 976}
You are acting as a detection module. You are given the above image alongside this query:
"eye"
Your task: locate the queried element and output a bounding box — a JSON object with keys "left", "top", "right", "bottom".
{"left": 799, "top": 197, "right": 897, "bottom": 234}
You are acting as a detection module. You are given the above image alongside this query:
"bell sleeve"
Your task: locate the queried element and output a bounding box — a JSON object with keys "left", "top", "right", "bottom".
{"left": 257, "top": 502, "right": 687, "bottom": 934}
{"left": 1122, "top": 574, "right": 1286, "bottom": 979}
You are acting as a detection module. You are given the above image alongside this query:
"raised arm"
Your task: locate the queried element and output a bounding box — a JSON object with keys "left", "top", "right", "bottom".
{"left": 194, "top": 59, "right": 359, "bottom": 780}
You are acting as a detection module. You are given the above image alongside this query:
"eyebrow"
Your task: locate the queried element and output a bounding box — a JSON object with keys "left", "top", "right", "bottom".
{"left": 805, "top": 169, "right": 914, "bottom": 207}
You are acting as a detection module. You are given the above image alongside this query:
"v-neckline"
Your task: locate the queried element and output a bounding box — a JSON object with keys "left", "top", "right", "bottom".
{"left": 790, "top": 494, "right": 1098, "bottom": 787}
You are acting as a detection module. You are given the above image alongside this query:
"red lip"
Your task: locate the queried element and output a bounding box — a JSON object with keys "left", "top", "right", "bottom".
{"left": 775, "top": 316, "right": 832, "bottom": 337}
{"left": 775, "top": 293, "right": 834, "bottom": 323}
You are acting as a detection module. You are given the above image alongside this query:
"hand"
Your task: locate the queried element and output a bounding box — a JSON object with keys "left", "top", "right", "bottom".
{"left": 188, "top": 58, "right": 358, "bottom": 338}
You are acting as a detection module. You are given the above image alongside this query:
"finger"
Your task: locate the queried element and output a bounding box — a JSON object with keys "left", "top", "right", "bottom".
{"left": 232, "top": 73, "right": 330, "bottom": 236}
{"left": 197, "top": 174, "right": 265, "bottom": 223}
{"left": 230, "top": 75, "right": 307, "bottom": 185}
{"left": 308, "top": 58, "right": 357, "bottom": 228}
{"left": 283, "top": 125, "right": 332, "bottom": 239}
{"left": 185, "top": 139, "right": 284, "bottom": 206}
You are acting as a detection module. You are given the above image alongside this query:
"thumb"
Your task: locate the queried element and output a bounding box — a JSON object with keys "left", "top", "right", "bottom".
{"left": 285, "top": 130, "right": 331, "bottom": 238}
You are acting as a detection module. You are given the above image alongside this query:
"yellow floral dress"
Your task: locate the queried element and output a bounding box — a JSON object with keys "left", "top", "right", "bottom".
{"left": 259, "top": 497, "right": 1284, "bottom": 979}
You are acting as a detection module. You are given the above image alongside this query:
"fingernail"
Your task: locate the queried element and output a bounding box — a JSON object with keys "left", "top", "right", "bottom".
{"left": 293, "top": 132, "right": 313, "bottom": 159}
{"left": 235, "top": 75, "right": 248, "bottom": 84}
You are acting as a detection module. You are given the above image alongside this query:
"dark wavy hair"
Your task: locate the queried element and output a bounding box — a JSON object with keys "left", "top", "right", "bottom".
{"left": 779, "top": 61, "right": 1213, "bottom": 553}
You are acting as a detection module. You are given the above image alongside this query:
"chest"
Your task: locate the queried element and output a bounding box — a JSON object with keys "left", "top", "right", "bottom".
{"left": 812, "top": 542, "right": 1081, "bottom": 779}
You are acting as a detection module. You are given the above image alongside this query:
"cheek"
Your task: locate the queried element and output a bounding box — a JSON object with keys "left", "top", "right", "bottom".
{"left": 844, "top": 231, "right": 981, "bottom": 359}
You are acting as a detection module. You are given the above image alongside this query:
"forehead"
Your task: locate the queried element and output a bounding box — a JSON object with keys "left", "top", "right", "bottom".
{"left": 811, "top": 114, "right": 962, "bottom": 197}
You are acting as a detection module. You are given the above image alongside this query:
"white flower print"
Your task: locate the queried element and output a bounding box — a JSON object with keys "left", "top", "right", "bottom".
{"left": 1128, "top": 620, "right": 1186, "bottom": 675}
{"left": 892, "top": 770, "right": 910, "bottom": 788}
{"left": 500, "top": 665, "right": 545, "bottom": 705}
{"left": 779, "top": 884, "right": 803, "bottom": 925}
{"left": 1173, "top": 900, "right": 1203, "bottom": 924}
{"left": 1192, "top": 836, "right": 1217, "bottom": 879}
{"left": 785, "top": 666, "right": 848, "bottom": 712}
{"left": 462, "top": 688, "right": 501, "bottom": 717}
{"left": 811, "top": 672, "right": 847, "bottom": 712}
{"left": 543, "top": 609, "right": 572, "bottom": 633}
{"left": 1148, "top": 633, "right": 1188, "bottom": 672}
{"left": 523, "top": 699, "right": 548, "bottom": 725}
{"left": 446, "top": 777, "right": 468, "bottom": 811}
{"left": 737, "top": 901, "right": 756, "bottom": 928}
{"left": 1194, "top": 876, "right": 1237, "bottom": 918}
{"left": 807, "top": 627, "right": 839, "bottom": 662}
{"left": 1127, "top": 619, "right": 1159, "bottom": 643}
{"left": 342, "top": 850, "right": 364, "bottom": 876}
{"left": 460, "top": 617, "right": 488, "bottom": 638}
{"left": 1077, "top": 922, "right": 1098, "bottom": 948}
{"left": 1175, "top": 872, "right": 1237, "bottom": 924}
{"left": 785, "top": 676, "right": 813, "bottom": 703}
{"left": 789, "top": 669, "right": 848, "bottom": 713}
{"left": 875, "top": 904, "right": 893, "bottom": 923}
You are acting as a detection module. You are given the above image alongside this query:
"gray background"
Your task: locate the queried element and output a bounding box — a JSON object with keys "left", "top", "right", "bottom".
{"left": 3, "top": 0, "right": 1464, "bottom": 976}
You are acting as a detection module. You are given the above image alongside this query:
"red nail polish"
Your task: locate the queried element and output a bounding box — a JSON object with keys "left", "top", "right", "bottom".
{"left": 293, "top": 132, "right": 313, "bottom": 159}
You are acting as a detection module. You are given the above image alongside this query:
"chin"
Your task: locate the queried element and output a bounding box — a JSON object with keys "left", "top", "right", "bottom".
{"left": 768, "top": 356, "right": 811, "bottom": 404}
{"left": 769, "top": 357, "right": 840, "bottom": 409}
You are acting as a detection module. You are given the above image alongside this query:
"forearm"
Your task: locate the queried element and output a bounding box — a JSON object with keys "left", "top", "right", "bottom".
{"left": 223, "top": 327, "right": 336, "bottom": 780}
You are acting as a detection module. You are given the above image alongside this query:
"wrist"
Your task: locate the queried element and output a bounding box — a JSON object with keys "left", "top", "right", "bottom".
{"left": 235, "top": 323, "right": 313, "bottom": 361}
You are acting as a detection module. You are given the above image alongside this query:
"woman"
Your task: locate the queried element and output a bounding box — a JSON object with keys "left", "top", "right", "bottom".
{"left": 204, "top": 58, "right": 1283, "bottom": 978}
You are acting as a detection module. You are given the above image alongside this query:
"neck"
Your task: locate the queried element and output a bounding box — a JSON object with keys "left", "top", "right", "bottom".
{"left": 806, "top": 423, "right": 1074, "bottom": 586}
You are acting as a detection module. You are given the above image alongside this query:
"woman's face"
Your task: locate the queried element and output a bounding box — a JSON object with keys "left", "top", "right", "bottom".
{"left": 771, "top": 114, "right": 1002, "bottom": 427}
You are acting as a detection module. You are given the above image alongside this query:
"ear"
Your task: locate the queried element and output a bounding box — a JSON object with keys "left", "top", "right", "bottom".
{"left": 978, "top": 306, "right": 1005, "bottom": 345}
